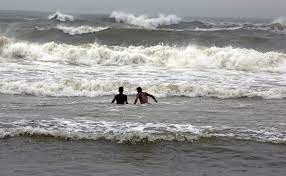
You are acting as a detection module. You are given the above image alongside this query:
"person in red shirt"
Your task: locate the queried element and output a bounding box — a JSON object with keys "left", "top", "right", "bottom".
{"left": 134, "top": 87, "right": 158, "bottom": 104}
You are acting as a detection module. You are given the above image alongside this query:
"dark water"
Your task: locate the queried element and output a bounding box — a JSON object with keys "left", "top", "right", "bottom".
{"left": 1, "top": 10, "right": 286, "bottom": 176}
{"left": 0, "top": 10, "right": 286, "bottom": 51}
{"left": 1, "top": 138, "right": 286, "bottom": 176}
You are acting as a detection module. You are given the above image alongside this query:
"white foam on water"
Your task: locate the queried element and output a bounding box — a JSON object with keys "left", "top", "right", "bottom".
{"left": 110, "top": 11, "right": 181, "bottom": 29}
{"left": 0, "top": 79, "right": 285, "bottom": 99}
{"left": 24, "top": 18, "right": 37, "bottom": 21}
{"left": 0, "top": 119, "right": 285, "bottom": 144}
{"left": 55, "top": 25, "right": 109, "bottom": 35}
{"left": 1, "top": 36, "right": 286, "bottom": 72}
{"left": 188, "top": 26, "right": 243, "bottom": 32}
{"left": 1, "top": 36, "right": 286, "bottom": 99}
{"left": 34, "top": 26, "right": 48, "bottom": 31}
{"left": 273, "top": 17, "right": 286, "bottom": 26}
{"left": 48, "top": 11, "right": 74, "bottom": 22}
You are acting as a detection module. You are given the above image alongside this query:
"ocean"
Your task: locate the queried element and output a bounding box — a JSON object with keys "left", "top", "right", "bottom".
{"left": 0, "top": 10, "right": 286, "bottom": 176}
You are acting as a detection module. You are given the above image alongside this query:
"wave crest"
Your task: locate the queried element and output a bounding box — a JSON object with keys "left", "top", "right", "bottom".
{"left": 273, "top": 17, "right": 286, "bottom": 26}
{"left": 1, "top": 119, "right": 285, "bottom": 144}
{"left": 110, "top": 11, "right": 181, "bottom": 28}
{"left": 0, "top": 79, "right": 286, "bottom": 99}
{"left": 1, "top": 37, "right": 286, "bottom": 72}
{"left": 48, "top": 11, "right": 74, "bottom": 22}
{"left": 55, "top": 25, "right": 109, "bottom": 35}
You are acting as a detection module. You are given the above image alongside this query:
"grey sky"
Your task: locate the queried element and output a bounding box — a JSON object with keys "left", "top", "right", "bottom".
{"left": 0, "top": 0, "right": 285, "bottom": 18}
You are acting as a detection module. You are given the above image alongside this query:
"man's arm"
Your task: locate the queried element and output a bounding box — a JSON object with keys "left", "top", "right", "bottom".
{"left": 147, "top": 93, "right": 158, "bottom": 103}
{"left": 134, "top": 94, "right": 139, "bottom": 104}
{"left": 125, "top": 95, "right": 129, "bottom": 104}
{"left": 111, "top": 96, "right": 116, "bottom": 103}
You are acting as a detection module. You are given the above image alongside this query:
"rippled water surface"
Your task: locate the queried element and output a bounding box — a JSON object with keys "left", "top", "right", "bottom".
{"left": 1, "top": 10, "right": 286, "bottom": 176}
{"left": 1, "top": 95, "right": 286, "bottom": 176}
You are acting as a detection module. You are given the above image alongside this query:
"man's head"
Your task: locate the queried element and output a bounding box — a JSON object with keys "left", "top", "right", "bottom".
{"left": 119, "top": 87, "right": 124, "bottom": 93}
{"left": 136, "top": 87, "right": 142, "bottom": 93}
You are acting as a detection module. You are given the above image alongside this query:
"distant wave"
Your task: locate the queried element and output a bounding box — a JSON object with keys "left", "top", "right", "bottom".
{"left": 110, "top": 11, "right": 181, "bottom": 28}
{"left": 187, "top": 26, "right": 243, "bottom": 32}
{"left": 187, "top": 25, "right": 283, "bottom": 32}
{"left": 48, "top": 11, "right": 74, "bottom": 22}
{"left": 55, "top": 25, "right": 109, "bottom": 35}
{"left": 23, "top": 18, "right": 37, "bottom": 21}
{"left": 271, "top": 17, "right": 286, "bottom": 31}
{"left": 1, "top": 119, "right": 285, "bottom": 144}
{"left": 34, "top": 26, "right": 48, "bottom": 31}
{"left": 173, "top": 22, "right": 286, "bottom": 32}
{"left": 273, "top": 17, "right": 286, "bottom": 26}
{"left": 1, "top": 37, "right": 285, "bottom": 72}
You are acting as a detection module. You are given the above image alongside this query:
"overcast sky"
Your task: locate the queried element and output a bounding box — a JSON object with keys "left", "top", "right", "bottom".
{"left": 0, "top": 0, "right": 285, "bottom": 18}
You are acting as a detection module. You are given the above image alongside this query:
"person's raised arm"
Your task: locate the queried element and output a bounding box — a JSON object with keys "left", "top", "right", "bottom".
{"left": 147, "top": 93, "right": 158, "bottom": 103}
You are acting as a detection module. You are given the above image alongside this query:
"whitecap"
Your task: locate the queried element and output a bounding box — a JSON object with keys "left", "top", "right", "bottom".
{"left": 110, "top": 11, "right": 181, "bottom": 29}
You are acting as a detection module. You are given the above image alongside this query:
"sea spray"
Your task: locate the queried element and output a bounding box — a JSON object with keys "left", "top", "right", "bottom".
{"left": 110, "top": 11, "right": 181, "bottom": 28}
{"left": 48, "top": 11, "right": 74, "bottom": 22}
{"left": 1, "top": 37, "right": 286, "bottom": 72}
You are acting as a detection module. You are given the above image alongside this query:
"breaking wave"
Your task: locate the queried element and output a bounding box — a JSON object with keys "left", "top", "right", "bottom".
{"left": 48, "top": 11, "right": 74, "bottom": 22}
{"left": 187, "top": 26, "right": 243, "bottom": 32}
{"left": 177, "top": 22, "right": 286, "bottom": 32}
{"left": 110, "top": 11, "right": 181, "bottom": 28}
{"left": 1, "top": 36, "right": 286, "bottom": 99}
{"left": 271, "top": 17, "right": 286, "bottom": 31}
{"left": 0, "top": 119, "right": 285, "bottom": 144}
{"left": 55, "top": 25, "right": 109, "bottom": 35}
{"left": 1, "top": 36, "right": 286, "bottom": 72}
{"left": 273, "top": 17, "right": 286, "bottom": 26}
{"left": 0, "top": 79, "right": 286, "bottom": 99}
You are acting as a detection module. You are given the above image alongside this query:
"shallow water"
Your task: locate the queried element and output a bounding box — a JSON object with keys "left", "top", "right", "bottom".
{"left": 1, "top": 137, "right": 286, "bottom": 176}
{"left": 1, "top": 95, "right": 286, "bottom": 176}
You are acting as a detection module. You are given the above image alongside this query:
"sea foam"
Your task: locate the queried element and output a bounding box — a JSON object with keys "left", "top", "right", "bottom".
{"left": 0, "top": 79, "right": 285, "bottom": 99}
{"left": 48, "top": 11, "right": 74, "bottom": 22}
{"left": 55, "top": 25, "right": 109, "bottom": 35}
{"left": 273, "top": 17, "right": 286, "bottom": 26}
{"left": 1, "top": 37, "right": 285, "bottom": 72}
{"left": 1, "top": 36, "right": 286, "bottom": 99}
{"left": 110, "top": 11, "right": 181, "bottom": 28}
{"left": 0, "top": 119, "right": 285, "bottom": 144}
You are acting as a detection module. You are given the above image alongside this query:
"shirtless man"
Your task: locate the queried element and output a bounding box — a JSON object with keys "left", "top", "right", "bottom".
{"left": 111, "top": 87, "right": 128, "bottom": 104}
{"left": 134, "top": 87, "right": 158, "bottom": 104}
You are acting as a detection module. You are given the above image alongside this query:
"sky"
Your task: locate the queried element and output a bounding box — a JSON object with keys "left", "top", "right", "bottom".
{"left": 0, "top": 0, "right": 285, "bottom": 18}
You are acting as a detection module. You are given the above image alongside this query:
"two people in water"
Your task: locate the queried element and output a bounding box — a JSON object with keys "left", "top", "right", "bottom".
{"left": 111, "top": 87, "right": 157, "bottom": 104}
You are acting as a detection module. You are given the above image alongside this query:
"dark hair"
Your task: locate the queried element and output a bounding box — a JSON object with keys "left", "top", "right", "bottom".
{"left": 119, "top": 87, "right": 124, "bottom": 93}
{"left": 136, "top": 87, "right": 142, "bottom": 92}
